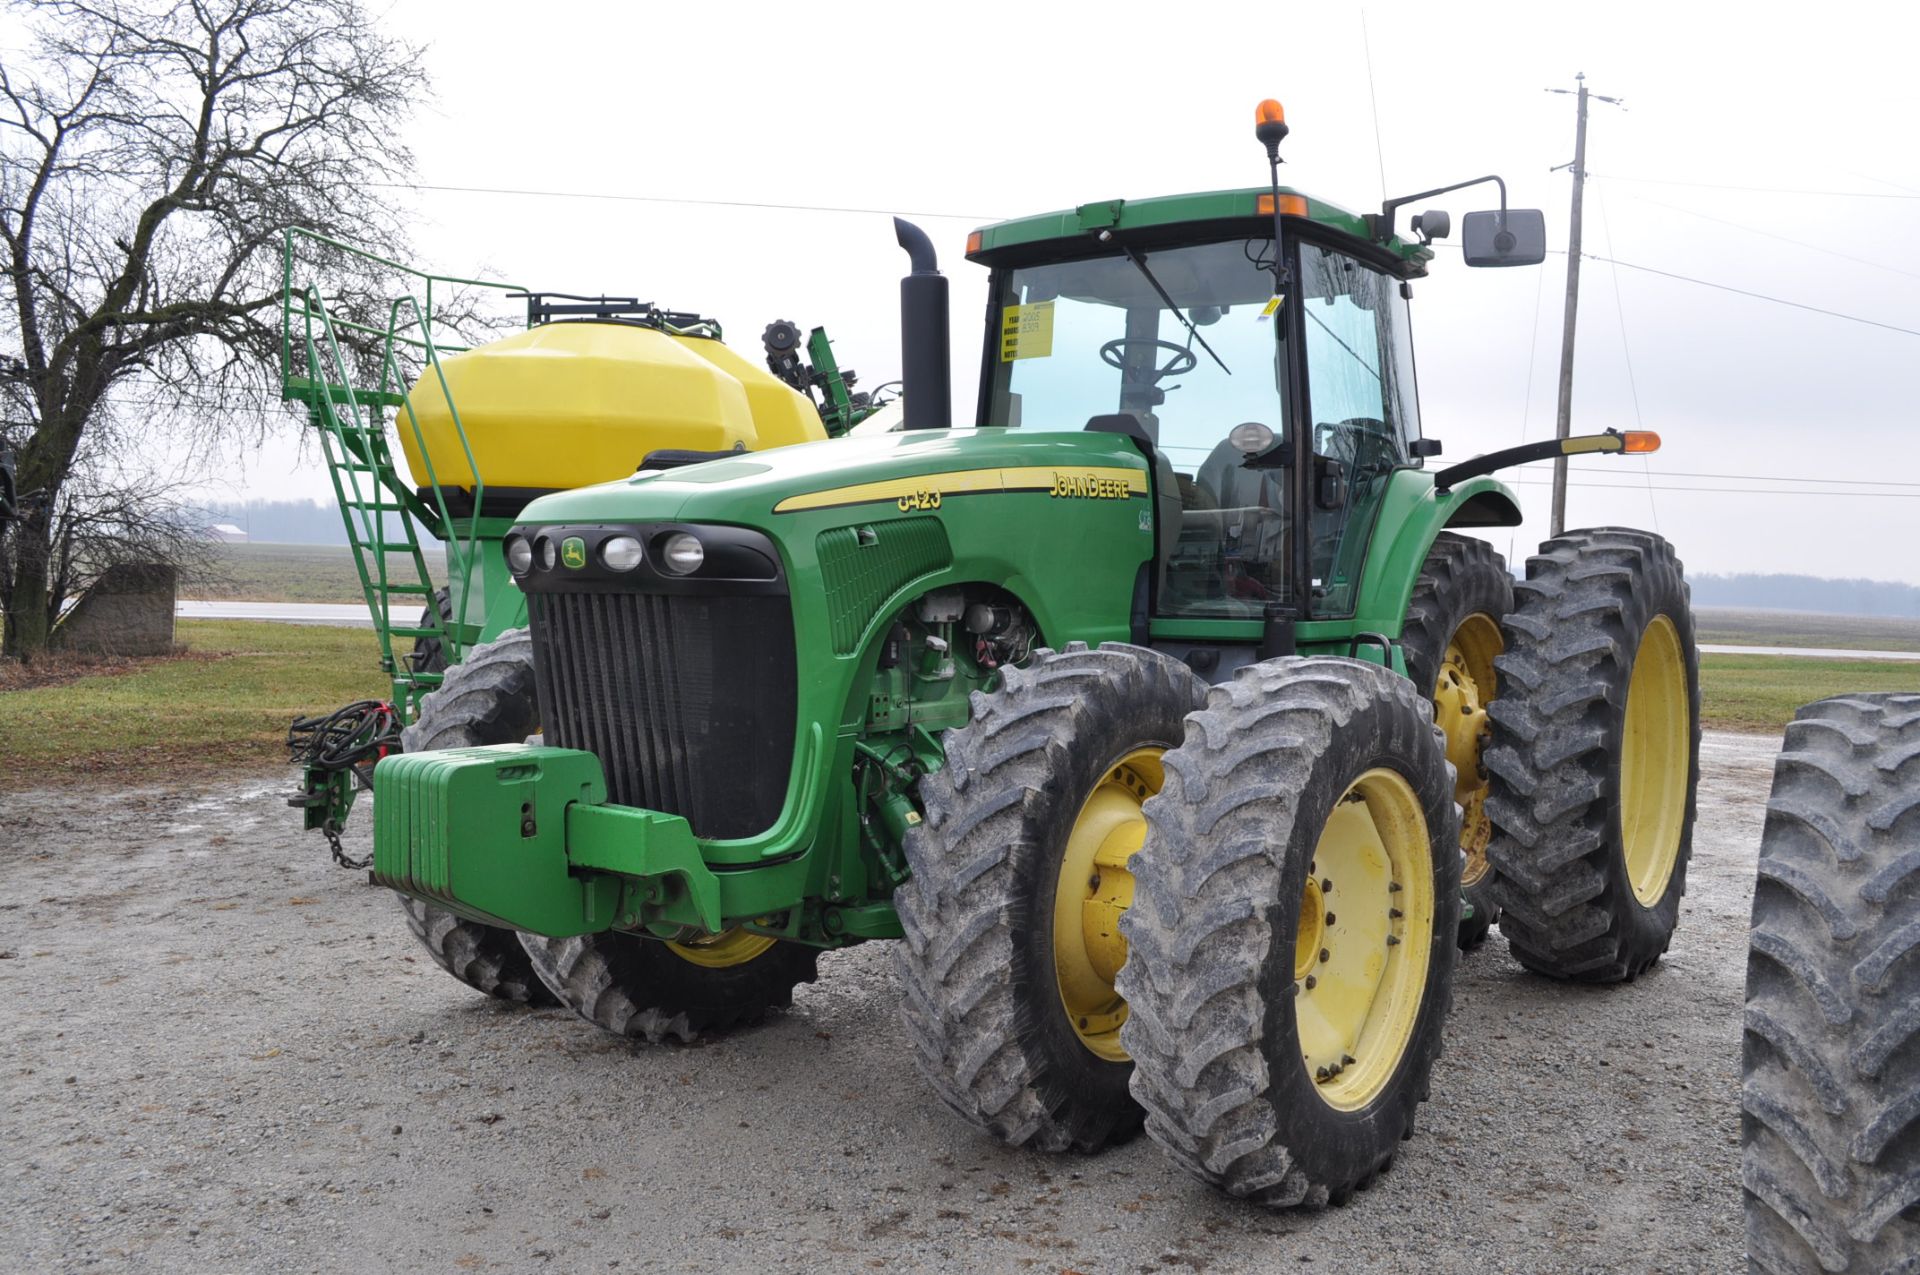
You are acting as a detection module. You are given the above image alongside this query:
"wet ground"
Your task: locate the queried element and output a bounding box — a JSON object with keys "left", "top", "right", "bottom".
{"left": 0, "top": 733, "right": 1778, "bottom": 1273}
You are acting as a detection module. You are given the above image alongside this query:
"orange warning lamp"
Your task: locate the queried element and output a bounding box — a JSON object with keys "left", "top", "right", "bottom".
{"left": 1622, "top": 431, "right": 1661, "bottom": 454}
{"left": 1255, "top": 99, "right": 1290, "bottom": 151}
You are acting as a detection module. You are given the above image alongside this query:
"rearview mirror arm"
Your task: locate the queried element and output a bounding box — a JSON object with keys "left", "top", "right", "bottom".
{"left": 1365, "top": 175, "right": 1508, "bottom": 243}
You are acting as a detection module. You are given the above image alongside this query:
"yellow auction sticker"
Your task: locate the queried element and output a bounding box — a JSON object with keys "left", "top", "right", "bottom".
{"left": 1000, "top": 301, "right": 1055, "bottom": 362}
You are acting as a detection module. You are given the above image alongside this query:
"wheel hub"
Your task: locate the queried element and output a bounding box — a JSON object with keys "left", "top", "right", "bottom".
{"left": 666, "top": 928, "right": 777, "bottom": 969}
{"left": 1054, "top": 750, "right": 1162, "bottom": 1062}
{"left": 1433, "top": 615, "right": 1501, "bottom": 886}
{"left": 1294, "top": 768, "right": 1435, "bottom": 1111}
{"left": 1621, "top": 614, "right": 1689, "bottom": 906}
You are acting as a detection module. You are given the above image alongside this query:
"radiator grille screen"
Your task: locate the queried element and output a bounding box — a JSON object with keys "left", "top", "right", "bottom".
{"left": 527, "top": 590, "right": 797, "bottom": 840}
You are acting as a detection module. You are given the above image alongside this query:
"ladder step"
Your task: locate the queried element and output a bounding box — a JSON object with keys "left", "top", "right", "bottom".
{"left": 383, "top": 582, "right": 436, "bottom": 595}
{"left": 344, "top": 500, "right": 408, "bottom": 512}
{"left": 388, "top": 625, "right": 441, "bottom": 638}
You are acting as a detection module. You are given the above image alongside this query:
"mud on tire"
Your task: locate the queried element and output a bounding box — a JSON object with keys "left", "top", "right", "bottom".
{"left": 894, "top": 642, "right": 1208, "bottom": 1154}
{"left": 1118, "top": 658, "right": 1459, "bottom": 1207}
{"left": 1743, "top": 694, "right": 1920, "bottom": 1273}
{"left": 393, "top": 628, "right": 555, "bottom": 1006}
{"left": 1485, "top": 528, "right": 1700, "bottom": 982}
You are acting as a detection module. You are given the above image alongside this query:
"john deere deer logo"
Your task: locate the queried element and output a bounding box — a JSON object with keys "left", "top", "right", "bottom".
{"left": 561, "top": 537, "right": 587, "bottom": 569}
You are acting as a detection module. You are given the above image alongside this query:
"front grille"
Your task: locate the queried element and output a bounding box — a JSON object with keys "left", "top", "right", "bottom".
{"left": 527, "top": 590, "right": 797, "bottom": 840}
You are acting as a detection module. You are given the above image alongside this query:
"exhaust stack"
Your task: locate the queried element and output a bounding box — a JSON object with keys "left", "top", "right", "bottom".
{"left": 893, "top": 218, "right": 951, "bottom": 430}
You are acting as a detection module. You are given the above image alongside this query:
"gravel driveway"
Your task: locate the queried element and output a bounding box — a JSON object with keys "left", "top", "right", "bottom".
{"left": 1, "top": 732, "right": 1778, "bottom": 1274}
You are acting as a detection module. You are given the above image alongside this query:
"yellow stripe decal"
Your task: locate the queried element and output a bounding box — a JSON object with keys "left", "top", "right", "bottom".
{"left": 1562, "top": 434, "right": 1624, "bottom": 456}
{"left": 773, "top": 465, "right": 1148, "bottom": 514}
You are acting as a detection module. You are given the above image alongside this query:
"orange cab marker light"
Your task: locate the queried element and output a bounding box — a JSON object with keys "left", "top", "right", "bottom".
{"left": 1623, "top": 430, "right": 1661, "bottom": 454}
{"left": 1256, "top": 99, "right": 1286, "bottom": 126}
{"left": 1257, "top": 193, "right": 1308, "bottom": 217}
{"left": 966, "top": 230, "right": 983, "bottom": 256}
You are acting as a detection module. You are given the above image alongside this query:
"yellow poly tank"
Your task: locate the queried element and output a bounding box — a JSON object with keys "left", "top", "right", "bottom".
{"left": 672, "top": 334, "right": 827, "bottom": 451}
{"left": 396, "top": 322, "right": 827, "bottom": 494}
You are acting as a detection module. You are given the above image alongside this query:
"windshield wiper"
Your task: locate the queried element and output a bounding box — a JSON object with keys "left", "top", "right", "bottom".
{"left": 1110, "top": 238, "right": 1231, "bottom": 376}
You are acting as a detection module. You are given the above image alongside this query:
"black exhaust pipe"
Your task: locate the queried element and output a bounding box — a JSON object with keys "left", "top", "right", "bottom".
{"left": 893, "top": 217, "right": 951, "bottom": 430}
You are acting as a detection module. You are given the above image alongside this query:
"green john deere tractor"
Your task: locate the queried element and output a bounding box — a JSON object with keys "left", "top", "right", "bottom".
{"left": 369, "top": 98, "right": 1703, "bottom": 1207}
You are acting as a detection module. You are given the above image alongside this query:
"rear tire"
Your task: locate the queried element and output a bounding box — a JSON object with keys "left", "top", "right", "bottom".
{"left": 1400, "top": 532, "right": 1512, "bottom": 951}
{"left": 393, "top": 629, "right": 555, "bottom": 1007}
{"left": 1485, "top": 528, "right": 1700, "bottom": 982}
{"left": 517, "top": 930, "right": 819, "bottom": 1044}
{"left": 1743, "top": 694, "right": 1920, "bottom": 1273}
{"left": 895, "top": 643, "right": 1208, "bottom": 1153}
{"left": 1119, "top": 658, "right": 1459, "bottom": 1207}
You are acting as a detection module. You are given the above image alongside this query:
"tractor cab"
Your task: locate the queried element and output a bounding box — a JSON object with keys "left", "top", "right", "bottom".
{"left": 969, "top": 190, "right": 1431, "bottom": 624}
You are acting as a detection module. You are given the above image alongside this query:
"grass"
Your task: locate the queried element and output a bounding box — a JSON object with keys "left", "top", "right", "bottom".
{"left": 0, "top": 620, "right": 389, "bottom": 789}
{"left": 1698, "top": 653, "right": 1916, "bottom": 734}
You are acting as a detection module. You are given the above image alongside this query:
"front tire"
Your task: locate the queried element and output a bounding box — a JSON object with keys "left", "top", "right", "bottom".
{"left": 894, "top": 643, "right": 1208, "bottom": 1154}
{"left": 1119, "top": 658, "right": 1459, "bottom": 1207}
{"left": 1485, "top": 528, "right": 1701, "bottom": 982}
{"left": 396, "top": 629, "right": 556, "bottom": 1006}
{"left": 1743, "top": 694, "right": 1920, "bottom": 1273}
{"left": 517, "top": 929, "right": 819, "bottom": 1044}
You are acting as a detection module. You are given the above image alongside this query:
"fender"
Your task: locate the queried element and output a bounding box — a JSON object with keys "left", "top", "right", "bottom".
{"left": 1348, "top": 471, "right": 1523, "bottom": 639}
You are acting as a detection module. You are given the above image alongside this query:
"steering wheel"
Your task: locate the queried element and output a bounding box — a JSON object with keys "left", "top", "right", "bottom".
{"left": 1101, "top": 338, "right": 1197, "bottom": 380}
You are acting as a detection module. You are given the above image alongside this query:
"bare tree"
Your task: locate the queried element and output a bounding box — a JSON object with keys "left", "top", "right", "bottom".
{"left": 0, "top": 0, "right": 427, "bottom": 659}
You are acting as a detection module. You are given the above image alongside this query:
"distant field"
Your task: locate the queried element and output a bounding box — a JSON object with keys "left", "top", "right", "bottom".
{"left": 1698, "top": 653, "right": 1916, "bottom": 733}
{"left": 190, "top": 542, "right": 442, "bottom": 605}
{"left": 1694, "top": 606, "right": 1920, "bottom": 652}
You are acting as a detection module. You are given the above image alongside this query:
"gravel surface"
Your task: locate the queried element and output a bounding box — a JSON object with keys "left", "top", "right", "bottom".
{"left": 1, "top": 733, "right": 1779, "bottom": 1274}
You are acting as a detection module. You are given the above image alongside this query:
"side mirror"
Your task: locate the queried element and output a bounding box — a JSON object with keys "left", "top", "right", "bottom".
{"left": 1462, "top": 209, "right": 1547, "bottom": 267}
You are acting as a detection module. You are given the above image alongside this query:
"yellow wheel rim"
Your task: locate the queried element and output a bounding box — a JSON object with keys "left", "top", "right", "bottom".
{"left": 1053, "top": 749, "right": 1162, "bottom": 1063}
{"left": 1621, "top": 614, "right": 1689, "bottom": 906}
{"left": 1296, "top": 768, "right": 1435, "bottom": 1112}
{"left": 666, "top": 928, "right": 777, "bottom": 969}
{"left": 1431, "top": 614, "right": 1501, "bottom": 886}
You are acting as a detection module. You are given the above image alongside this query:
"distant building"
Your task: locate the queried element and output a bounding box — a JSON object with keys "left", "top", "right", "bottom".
{"left": 206, "top": 523, "right": 248, "bottom": 543}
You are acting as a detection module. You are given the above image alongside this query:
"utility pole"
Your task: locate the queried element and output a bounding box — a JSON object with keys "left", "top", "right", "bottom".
{"left": 1546, "top": 73, "right": 1623, "bottom": 536}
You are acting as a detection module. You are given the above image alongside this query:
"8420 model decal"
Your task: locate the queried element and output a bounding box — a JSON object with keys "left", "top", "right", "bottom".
{"left": 774, "top": 465, "right": 1146, "bottom": 514}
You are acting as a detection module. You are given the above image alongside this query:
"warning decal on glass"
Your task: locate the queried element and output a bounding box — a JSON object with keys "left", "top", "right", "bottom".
{"left": 1000, "top": 301, "right": 1055, "bottom": 362}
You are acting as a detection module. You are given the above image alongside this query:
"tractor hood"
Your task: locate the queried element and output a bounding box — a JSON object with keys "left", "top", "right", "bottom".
{"left": 511, "top": 428, "right": 1155, "bottom": 530}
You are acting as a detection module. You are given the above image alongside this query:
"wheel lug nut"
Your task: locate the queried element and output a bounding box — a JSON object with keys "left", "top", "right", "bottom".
{"left": 1325, "top": 911, "right": 1336, "bottom": 926}
{"left": 1389, "top": 881, "right": 1402, "bottom": 893}
{"left": 1389, "top": 907, "right": 1403, "bottom": 919}
{"left": 1316, "top": 1066, "right": 1331, "bottom": 1082}
{"left": 1319, "top": 948, "right": 1330, "bottom": 963}
{"left": 1342, "top": 1053, "right": 1356, "bottom": 1066}
{"left": 1304, "top": 975, "right": 1317, "bottom": 990}
{"left": 1386, "top": 935, "right": 1401, "bottom": 947}
{"left": 1322, "top": 878, "right": 1333, "bottom": 892}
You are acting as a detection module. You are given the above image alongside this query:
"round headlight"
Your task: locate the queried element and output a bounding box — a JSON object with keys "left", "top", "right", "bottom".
{"left": 536, "top": 536, "right": 557, "bottom": 570}
{"left": 1229, "top": 421, "right": 1276, "bottom": 455}
{"left": 601, "top": 534, "right": 644, "bottom": 572}
{"left": 660, "top": 533, "right": 705, "bottom": 575}
{"left": 504, "top": 535, "right": 533, "bottom": 575}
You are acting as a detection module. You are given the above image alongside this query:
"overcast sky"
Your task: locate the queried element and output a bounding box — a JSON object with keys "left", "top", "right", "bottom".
{"left": 195, "top": 0, "right": 1920, "bottom": 583}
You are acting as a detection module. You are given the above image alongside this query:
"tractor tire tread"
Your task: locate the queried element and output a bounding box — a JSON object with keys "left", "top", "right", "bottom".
{"left": 1117, "top": 657, "right": 1460, "bottom": 1207}
{"left": 1485, "top": 527, "right": 1700, "bottom": 982}
{"left": 1744, "top": 693, "right": 1920, "bottom": 1274}
{"left": 895, "top": 642, "right": 1208, "bottom": 1154}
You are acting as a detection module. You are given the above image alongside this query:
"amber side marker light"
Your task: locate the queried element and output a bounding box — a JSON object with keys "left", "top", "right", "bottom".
{"left": 965, "top": 230, "right": 983, "bottom": 256}
{"left": 1257, "top": 193, "right": 1308, "bottom": 217}
{"left": 1623, "top": 430, "right": 1660, "bottom": 454}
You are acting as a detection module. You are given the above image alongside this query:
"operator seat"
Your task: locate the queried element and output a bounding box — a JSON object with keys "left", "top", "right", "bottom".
{"left": 1084, "top": 414, "right": 1186, "bottom": 594}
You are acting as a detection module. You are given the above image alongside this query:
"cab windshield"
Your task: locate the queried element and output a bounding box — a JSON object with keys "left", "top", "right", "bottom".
{"left": 984, "top": 237, "right": 1292, "bottom": 618}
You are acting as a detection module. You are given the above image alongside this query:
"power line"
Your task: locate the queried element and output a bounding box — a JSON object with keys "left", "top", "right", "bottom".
{"left": 1581, "top": 252, "right": 1920, "bottom": 338}
{"left": 1503, "top": 478, "right": 1920, "bottom": 498}
{"left": 1630, "top": 196, "right": 1920, "bottom": 281}
{"left": 368, "top": 180, "right": 998, "bottom": 223}
{"left": 1593, "top": 174, "right": 1920, "bottom": 200}
{"left": 1514, "top": 463, "right": 1920, "bottom": 489}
